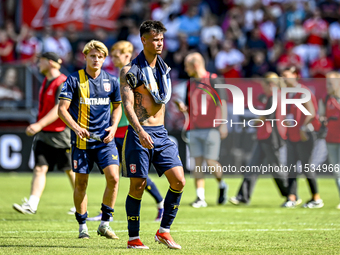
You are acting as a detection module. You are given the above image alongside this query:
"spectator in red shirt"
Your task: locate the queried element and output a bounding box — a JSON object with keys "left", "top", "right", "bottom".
{"left": 303, "top": 9, "right": 328, "bottom": 64}
{"left": 331, "top": 39, "right": 340, "bottom": 70}
{"left": 16, "top": 25, "right": 42, "bottom": 63}
{"left": 323, "top": 71, "right": 340, "bottom": 209}
{"left": 0, "top": 29, "right": 15, "bottom": 63}
{"left": 310, "top": 47, "right": 334, "bottom": 78}
{"left": 277, "top": 42, "right": 303, "bottom": 75}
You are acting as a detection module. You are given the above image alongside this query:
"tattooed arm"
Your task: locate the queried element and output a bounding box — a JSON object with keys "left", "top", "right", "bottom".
{"left": 120, "top": 66, "right": 154, "bottom": 149}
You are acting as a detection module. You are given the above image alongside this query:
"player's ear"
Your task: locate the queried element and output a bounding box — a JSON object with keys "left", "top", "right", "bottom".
{"left": 141, "top": 36, "right": 146, "bottom": 45}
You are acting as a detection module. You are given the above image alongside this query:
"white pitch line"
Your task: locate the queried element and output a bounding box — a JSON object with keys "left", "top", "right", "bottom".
{"left": 1, "top": 228, "right": 339, "bottom": 234}
{"left": 2, "top": 219, "right": 340, "bottom": 226}
{"left": 215, "top": 209, "right": 340, "bottom": 215}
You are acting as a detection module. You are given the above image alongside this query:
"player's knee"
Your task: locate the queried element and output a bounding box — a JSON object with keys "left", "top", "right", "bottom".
{"left": 34, "top": 165, "right": 48, "bottom": 175}
{"left": 172, "top": 176, "right": 186, "bottom": 191}
{"left": 206, "top": 159, "right": 219, "bottom": 167}
{"left": 106, "top": 174, "right": 119, "bottom": 186}
{"left": 75, "top": 179, "right": 88, "bottom": 191}
{"left": 179, "top": 177, "right": 186, "bottom": 189}
{"left": 135, "top": 181, "right": 147, "bottom": 191}
{"left": 130, "top": 179, "right": 147, "bottom": 195}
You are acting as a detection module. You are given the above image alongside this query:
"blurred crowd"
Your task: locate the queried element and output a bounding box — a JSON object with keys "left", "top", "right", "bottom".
{"left": 1, "top": 0, "right": 340, "bottom": 80}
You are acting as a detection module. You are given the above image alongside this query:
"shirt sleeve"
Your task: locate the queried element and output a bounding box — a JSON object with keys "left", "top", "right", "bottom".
{"left": 110, "top": 77, "right": 122, "bottom": 103}
{"left": 55, "top": 82, "right": 64, "bottom": 104}
{"left": 209, "top": 74, "right": 228, "bottom": 101}
{"left": 59, "top": 75, "right": 76, "bottom": 101}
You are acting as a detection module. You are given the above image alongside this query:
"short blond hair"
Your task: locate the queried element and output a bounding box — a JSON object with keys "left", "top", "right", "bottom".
{"left": 264, "top": 72, "right": 282, "bottom": 88}
{"left": 83, "top": 40, "right": 108, "bottom": 57}
{"left": 111, "top": 40, "right": 133, "bottom": 54}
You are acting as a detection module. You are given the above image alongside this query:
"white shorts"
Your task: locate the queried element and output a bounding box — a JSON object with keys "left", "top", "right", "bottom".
{"left": 188, "top": 128, "right": 221, "bottom": 161}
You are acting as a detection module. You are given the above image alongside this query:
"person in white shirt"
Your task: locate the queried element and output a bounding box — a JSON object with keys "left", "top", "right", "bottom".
{"left": 215, "top": 40, "right": 245, "bottom": 78}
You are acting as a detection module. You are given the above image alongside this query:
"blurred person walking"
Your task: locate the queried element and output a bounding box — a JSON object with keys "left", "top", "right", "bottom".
{"left": 177, "top": 52, "right": 228, "bottom": 208}
{"left": 322, "top": 72, "right": 340, "bottom": 209}
{"left": 13, "top": 52, "right": 75, "bottom": 215}
{"left": 281, "top": 67, "right": 323, "bottom": 208}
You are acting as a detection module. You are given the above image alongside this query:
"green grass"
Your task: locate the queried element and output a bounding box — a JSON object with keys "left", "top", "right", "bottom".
{"left": 0, "top": 173, "right": 340, "bottom": 254}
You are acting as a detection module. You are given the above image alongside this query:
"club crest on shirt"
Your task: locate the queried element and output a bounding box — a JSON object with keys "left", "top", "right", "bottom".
{"left": 103, "top": 82, "right": 111, "bottom": 92}
{"left": 130, "top": 164, "right": 136, "bottom": 174}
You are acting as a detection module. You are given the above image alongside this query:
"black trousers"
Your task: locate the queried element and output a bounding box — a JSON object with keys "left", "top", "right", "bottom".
{"left": 236, "top": 140, "right": 288, "bottom": 203}
{"left": 286, "top": 132, "right": 319, "bottom": 196}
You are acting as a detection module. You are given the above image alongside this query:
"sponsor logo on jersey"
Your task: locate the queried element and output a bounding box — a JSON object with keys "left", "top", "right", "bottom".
{"left": 130, "top": 164, "right": 136, "bottom": 174}
{"left": 79, "top": 97, "right": 110, "bottom": 105}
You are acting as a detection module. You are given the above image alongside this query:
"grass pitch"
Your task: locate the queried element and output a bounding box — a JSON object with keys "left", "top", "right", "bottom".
{"left": 0, "top": 172, "right": 340, "bottom": 254}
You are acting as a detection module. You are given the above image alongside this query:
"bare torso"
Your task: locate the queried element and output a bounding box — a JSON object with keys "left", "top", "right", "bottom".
{"left": 133, "top": 84, "right": 165, "bottom": 126}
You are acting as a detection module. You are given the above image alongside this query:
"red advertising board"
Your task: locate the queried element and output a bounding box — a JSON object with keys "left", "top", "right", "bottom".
{"left": 22, "top": 0, "right": 126, "bottom": 30}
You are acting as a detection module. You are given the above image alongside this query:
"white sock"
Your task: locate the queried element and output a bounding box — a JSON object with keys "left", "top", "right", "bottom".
{"left": 129, "top": 236, "right": 140, "bottom": 241}
{"left": 159, "top": 227, "right": 170, "bottom": 233}
{"left": 100, "top": 221, "right": 109, "bottom": 227}
{"left": 157, "top": 199, "right": 164, "bottom": 209}
{"left": 28, "top": 195, "right": 40, "bottom": 211}
{"left": 219, "top": 180, "right": 226, "bottom": 189}
{"left": 196, "top": 188, "right": 205, "bottom": 201}
{"left": 79, "top": 223, "right": 87, "bottom": 232}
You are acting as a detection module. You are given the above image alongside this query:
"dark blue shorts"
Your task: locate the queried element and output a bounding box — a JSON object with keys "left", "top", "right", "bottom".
{"left": 122, "top": 125, "right": 183, "bottom": 178}
{"left": 115, "top": 137, "right": 125, "bottom": 163}
{"left": 72, "top": 143, "right": 119, "bottom": 174}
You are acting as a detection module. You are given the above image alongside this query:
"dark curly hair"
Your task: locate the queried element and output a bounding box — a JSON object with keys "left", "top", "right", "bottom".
{"left": 139, "top": 20, "right": 167, "bottom": 37}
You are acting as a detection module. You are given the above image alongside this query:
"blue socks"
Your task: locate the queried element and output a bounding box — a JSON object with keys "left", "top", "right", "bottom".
{"left": 101, "top": 203, "right": 114, "bottom": 221}
{"left": 126, "top": 194, "right": 141, "bottom": 237}
{"left": 145, "top": 177, "right": 163, "bottom": 203}
{"left": 160, "top": 187, "right": 183, "bottom": 229}
{"left": 75, "top": 211, "right": 88, "bottom": 225}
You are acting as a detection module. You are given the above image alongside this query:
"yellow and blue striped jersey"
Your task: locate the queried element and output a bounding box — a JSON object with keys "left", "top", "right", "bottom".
{"left": 59, "top": 69, "right": 121, "bottom": 149}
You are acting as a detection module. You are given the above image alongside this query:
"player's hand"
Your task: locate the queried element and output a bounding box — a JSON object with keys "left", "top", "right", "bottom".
{"left": 174, "top": 100, "right": 187, "bottom": 112}
{"left": 319, "top": 116, "right": 328, "bottom": 126}
{"left": 138, "top": 130, "right": 154, "bottom": 149}
{"left": 219, "top": 124, "right": 228, "bottom": 140}
{"left": 103, "top": 126, "right": 116, "bottom": 143}
{"left": 75, "top": 127, "right": 90, "bottom": 140}
{"left": 300, "top": 130, "right": 309, "bottom": 142}
{"left": 26, "top": 123, "right": 42, "bottom": 136}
